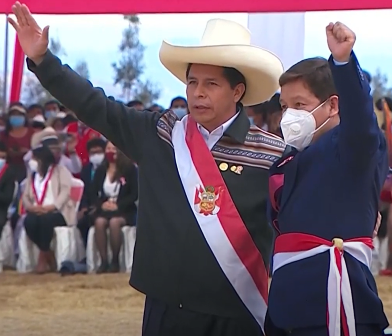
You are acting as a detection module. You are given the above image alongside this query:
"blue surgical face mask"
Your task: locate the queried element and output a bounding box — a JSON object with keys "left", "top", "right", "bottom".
{"left": 173, "top": 108, "right": 187, "bottom": 120}
{"left": 45, "top": 111, "right": 57, "bottom": 119}
{"left": 0, "top": 158, "right": 5, "bottom": 169}
{"left": 9, "top": 115, "right": 25, "bottom": 128}
{"left": 248, "top": 116, "right": 255, "bottom": 126}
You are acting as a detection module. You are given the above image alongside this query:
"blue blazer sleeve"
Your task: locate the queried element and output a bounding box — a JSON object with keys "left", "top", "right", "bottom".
{"left": 329, "top": 53, "right": 384, "bottom": 167}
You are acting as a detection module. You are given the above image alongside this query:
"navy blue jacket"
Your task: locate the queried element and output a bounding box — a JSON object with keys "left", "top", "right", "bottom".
{"left": 268, "top": 54, "right": 389, "bottom": 330}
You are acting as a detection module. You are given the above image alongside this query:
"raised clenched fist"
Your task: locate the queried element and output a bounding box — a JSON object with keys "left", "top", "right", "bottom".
{"left": 326, "top": 22, "right": 356, "bottom": 63}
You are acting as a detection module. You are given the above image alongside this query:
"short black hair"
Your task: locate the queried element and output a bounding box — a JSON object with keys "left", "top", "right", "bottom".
{"left": 126, "top": 100, "right": 143, "bottom": 108}
{"left": 28, "top": 104, "right": 44, "bottom": 112}
{"left": 186, "top": 64, "right": 246, "bottom": 100}
{"left": 44, "top": 100, "right": 60, "bottom": 108}
{"left": 170, "top": 96, "right": 187, "bottom": 107}
{"left": 267, "top": 93, "right": 282, "bottom": 114}
{"left": 86, "top": 138, "right": 107, "bottom": 152}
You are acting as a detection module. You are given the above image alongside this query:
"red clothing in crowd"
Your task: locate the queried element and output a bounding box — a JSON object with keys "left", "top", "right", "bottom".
{"left": 65, "top": 122, "right": 101, "bottom": 165}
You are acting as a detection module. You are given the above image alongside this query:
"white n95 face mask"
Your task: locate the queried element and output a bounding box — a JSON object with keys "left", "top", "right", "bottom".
{"left": 280, "top": 102, "right": 329, "bottom": 151}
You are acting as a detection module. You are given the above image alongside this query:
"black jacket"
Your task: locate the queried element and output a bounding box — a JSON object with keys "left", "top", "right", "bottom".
{"left": 90, "top": 163, "right": 138, "bottom": 225}
{"left": 79, "top": 162, "right": 95, "bottom": 210}
{"left": 27, "top": 51, "right": 286, "bottom": 319}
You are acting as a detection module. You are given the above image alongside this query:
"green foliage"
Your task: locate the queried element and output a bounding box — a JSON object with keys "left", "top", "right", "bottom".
{"left": 112, "top": 15, "right": 160, "bottom": 106}
{"left": 23, "top": 37, "right": 66, "bottom": 105}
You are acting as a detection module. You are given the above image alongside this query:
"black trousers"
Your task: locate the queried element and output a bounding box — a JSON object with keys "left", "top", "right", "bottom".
{"left": 24, "top": 211, "right": 66, "bottom": 251}
{"left": 265, "top": 312, "right": 384, "bottom": 336}
{"left": 77, "top": 214, "right": 92, "bottom": 248}
{"left": 142, "top": 296, "right": 262, "bottom": 336}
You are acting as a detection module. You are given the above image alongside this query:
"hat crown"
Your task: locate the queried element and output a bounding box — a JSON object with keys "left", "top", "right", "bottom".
{"left": 199, "top": 19, "right": 251, "bottom": 47}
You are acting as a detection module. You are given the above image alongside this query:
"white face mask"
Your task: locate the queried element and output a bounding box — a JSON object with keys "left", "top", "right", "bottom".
{"left": 28, "top": 159, "right": 38, "bottom": 173}
{"left": 280, "top": 102, "right": 329, "bottom": 151}
{"left": 0, "top": 126, "right": 5, "bottom": 132}
{"left": 89, "top": 153, "right": 105, "bottom": 167}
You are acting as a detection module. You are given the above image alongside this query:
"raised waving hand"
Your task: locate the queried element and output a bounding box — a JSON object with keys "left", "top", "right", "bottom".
{"left": 8, "top": 1, "right": 49, "bottom": 64}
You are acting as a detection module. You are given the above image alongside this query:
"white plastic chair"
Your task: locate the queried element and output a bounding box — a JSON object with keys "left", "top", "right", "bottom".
{"left": 0, "top": 181, "right": 18, "bottom": 272}
{"left": 16, "top": 178, "right": 86, "bottom": 273}
{"left": 86, "top": 221, "right": 136, "bottom": 273}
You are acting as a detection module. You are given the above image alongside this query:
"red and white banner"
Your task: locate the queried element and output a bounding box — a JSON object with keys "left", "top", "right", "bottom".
{"left": 172, "top": 115, "right": 269, "bottom": 332}
{"left": 0, "top": 0, "right": 390, "bottom": 14}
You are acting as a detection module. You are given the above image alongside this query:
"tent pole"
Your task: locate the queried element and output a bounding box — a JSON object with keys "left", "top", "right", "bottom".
{"left": 2, "top": 14, "right": 9, "bottom": 113}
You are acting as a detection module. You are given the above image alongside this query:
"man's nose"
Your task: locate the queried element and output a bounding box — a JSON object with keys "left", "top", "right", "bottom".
{"left": 194, "top": 83, "right": 206, "bottom": 98}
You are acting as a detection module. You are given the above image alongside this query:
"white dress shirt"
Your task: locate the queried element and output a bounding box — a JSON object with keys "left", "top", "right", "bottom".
{"left": 197, "top": 113, "right": 239, "bottom": 150}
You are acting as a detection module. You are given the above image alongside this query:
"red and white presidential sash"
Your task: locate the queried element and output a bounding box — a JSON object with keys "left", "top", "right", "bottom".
{"left": 172, "top": 115, "right": 268, "bottom": 332}
{"left": 32, "top": 167, "right": 54, "bottom": 205}
{"left": 273, "top": 233, "right": 373, "bottom": 336}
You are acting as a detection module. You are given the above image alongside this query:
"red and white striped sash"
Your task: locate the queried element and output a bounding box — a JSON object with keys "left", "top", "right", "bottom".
{"left": 273, "top": 233, "right": 373, "bottom": 336}
{"left": 172, "top": 116, "right": 268, "bottom": 332}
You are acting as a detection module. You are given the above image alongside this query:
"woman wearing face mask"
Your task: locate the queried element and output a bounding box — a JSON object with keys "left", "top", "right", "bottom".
{"left": 90, "top": 141, "right": 138, "bottom": 273}
{"left": 169, "top": 96, "right": 188, "bottom": 119}
{"left": 1, "top": 103, "right": 34, "bottom": 182}
{"left": 23, "top": 144, "right": 75, "bottom": 274}
{"left": 0, "top": 141, "right": 17, "bottom": 237}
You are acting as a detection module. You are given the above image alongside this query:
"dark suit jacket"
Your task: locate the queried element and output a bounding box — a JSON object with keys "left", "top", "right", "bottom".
{"left": 268, "top": 54, "right": 389, "bottom": 330}
{"left": 79, "top": 162, "right": 95, "bottom": 210}
{"left": 27, "top": 51, "right": 286, "bottom": 319}
{"left": 90, "top": 164, "right": 138, "bottom": 225}
{"left": 0, "top": 164, "right": 16, "bottom": 228}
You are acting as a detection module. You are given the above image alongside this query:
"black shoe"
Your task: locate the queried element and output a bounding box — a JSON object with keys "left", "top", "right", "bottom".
{"left": 108, "top": 261, "right": 120, "bottom": 273}
{"left": 96, "top": 261, "right": 109, "bottom": 274}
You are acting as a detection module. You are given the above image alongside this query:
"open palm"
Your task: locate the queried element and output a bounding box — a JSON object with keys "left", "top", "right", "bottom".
{"left": 8, "top": 2, "right": 49, "bottom": 63}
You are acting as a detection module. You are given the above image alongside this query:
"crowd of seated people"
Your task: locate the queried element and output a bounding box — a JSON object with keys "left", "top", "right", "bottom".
{"left": 0, "top": 98, "right": 142, "bottom": 274}
{"left": 0, "top": 96, "right": 191, "bottom": 274}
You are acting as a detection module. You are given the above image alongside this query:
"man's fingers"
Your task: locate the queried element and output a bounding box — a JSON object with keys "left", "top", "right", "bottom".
{"left": 21, "top": 4, "right": 36, "bottom": 27}
{"left": 7, "top": 17, "right": 20, "bottom": 32}
{"left": 13, "top": 2, "right": 28, "bottom": 27}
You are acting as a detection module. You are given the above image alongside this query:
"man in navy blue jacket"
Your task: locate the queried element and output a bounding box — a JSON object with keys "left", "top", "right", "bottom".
{"left": 266, "top": 22, "right": 389, "bottom": 336}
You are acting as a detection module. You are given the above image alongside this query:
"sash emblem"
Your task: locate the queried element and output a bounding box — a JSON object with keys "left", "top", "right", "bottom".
{"left": 194, "top": 185, "right": 222, "bottom": 216}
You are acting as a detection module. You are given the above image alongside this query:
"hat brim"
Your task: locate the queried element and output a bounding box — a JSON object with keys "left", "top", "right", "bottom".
{"left": 159, "top": 41, "right": 284, "bottom": 106}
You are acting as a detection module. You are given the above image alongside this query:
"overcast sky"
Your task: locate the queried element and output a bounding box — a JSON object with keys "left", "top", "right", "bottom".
{"left": 0, "top": 10, "right": 391, "bottom": 107}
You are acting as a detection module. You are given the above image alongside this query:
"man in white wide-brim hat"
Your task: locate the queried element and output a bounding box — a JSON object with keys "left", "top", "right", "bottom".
{"left": 11, "top": 3, "right": 286, "bottom": 335}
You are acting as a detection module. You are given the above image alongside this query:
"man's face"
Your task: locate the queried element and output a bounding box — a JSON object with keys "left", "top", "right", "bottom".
{"left": 186, "top": 64, "right": 244, "bottom": 129}
{"left": 280, "top": 79, "right": 338, "bottom": 132}
{"left": 28, "top": 107, "right": 43, "bottom": 119}
{"left": 45, "top": 103, "right": 59, "bottom": 113}
{"left": 89, "top": 146, "right": 104, "bottom": 156}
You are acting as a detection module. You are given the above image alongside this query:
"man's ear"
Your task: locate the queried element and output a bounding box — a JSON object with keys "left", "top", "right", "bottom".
{"left": 328, "top": 95, "right": 339, "bottom": 117}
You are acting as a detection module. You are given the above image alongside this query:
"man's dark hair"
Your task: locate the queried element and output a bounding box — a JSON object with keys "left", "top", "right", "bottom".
{"left": 44, "top": 100, "right": 60, "bottom": 108}
{"left": 186, "top": 64, "right": 247, "bottom": 100}
{"left": 86, "top": 138, "right": 107, "bottom": 152}
{"left": 279, "top": 57, "right": 337, "bottom": 102}
{"left": 126, "top": 100, "right": 143, "bottom": 108}
{"left": 28, "top": 104, "right": 44, "bottom": 112}
{"left": 267, "top": 93, "right": 281, "bottom": 113}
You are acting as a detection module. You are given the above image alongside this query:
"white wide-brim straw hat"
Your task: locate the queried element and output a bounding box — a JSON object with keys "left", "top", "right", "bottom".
{"left": 159, "top": 19, "right": 284, "bottom": 106}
